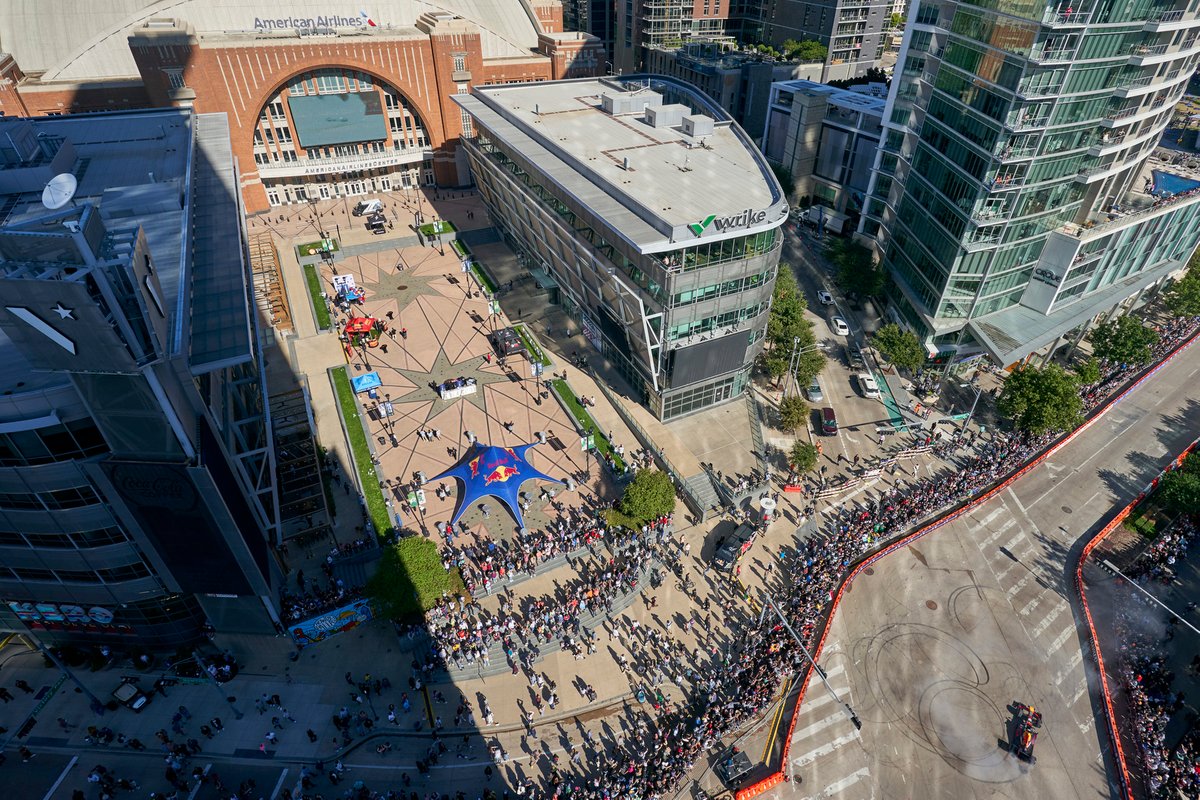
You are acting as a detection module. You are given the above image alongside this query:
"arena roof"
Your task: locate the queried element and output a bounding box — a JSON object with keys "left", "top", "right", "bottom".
{"left": 0, "top": 0, "right": 543, "bottom": 82}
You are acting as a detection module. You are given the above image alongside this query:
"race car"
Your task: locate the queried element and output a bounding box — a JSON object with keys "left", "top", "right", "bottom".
{"left": 1010, "top": 702, "right": 1042, "bottom": 762}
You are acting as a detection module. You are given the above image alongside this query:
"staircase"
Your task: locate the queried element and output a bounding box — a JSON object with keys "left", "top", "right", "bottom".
{"left": 682, "top": 471, "right": 723, "bottom": 516}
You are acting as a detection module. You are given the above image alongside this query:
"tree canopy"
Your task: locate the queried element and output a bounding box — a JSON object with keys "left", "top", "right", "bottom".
{"left": 996, "top": 364, "right": 1083, "bottom": 435}
{"left": 871, "top": 323, "right": 925, "bottom": 373}
{"left": 781, "top": 38, "right": 828, "bottom": 61}
{"left": 790, "top": 441, "right": 819, "bottom": 473}
{"left": 763, "top": 266, "right": 825, "bottom": 385}
{"left": 1073, "top": 356, "right": 1102, "bottom": 386}
{"left": 1088, "top": 315, "right": 1160, "bottom": 366}
{"left": 367, "top": 536, "right": 463, "bottom": 619}
{"left": 826, "top": 239, "right": 885, "bottom": 297}
{"left": 615, "top": 469, "right": 676, "bottom": 524}
{"left": 778, "top": 395, "right": 809, "bottom": 433}
{"left": 1157, "top": 453, "right": 1200, "bottom": 515}
{"left": 1164, "top": 258, "right": 1200, "bottom": 317}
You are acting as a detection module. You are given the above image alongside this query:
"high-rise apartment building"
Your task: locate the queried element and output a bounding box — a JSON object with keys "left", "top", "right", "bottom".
{"left": 0, "top": 110, "right": 283, "bottom": 648}
{"left": 752, "top": 0, "right": 892, "bottom": 79}
{"left": 862, "top": 0, "right": 1200, "bottom": 366}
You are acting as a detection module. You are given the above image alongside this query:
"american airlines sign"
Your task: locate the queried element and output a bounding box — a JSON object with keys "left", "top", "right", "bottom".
{"left": 254, "top": 10, "right": 377, "bottom": 30}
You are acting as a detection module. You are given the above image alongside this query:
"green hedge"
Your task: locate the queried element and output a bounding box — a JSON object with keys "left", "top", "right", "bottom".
{"left": 418, "top": 220, "right": 457, "bottom": 237}
{"left": 470, "top": 261, "right": 498, "bottom": 294}
{"left": 513, "top": 324, "right": 551, "bottom": 366}
{"left": 331, "top": 368, "right": 388, "bottom": 534}
{"left": 303, "top": 264, "right": 331, "bottom": 330}
{"left": 550, "top": 379, "right": 625, "bottom": 472}
{"left": 450, "top": 239, "right": 470, "bottom": 258}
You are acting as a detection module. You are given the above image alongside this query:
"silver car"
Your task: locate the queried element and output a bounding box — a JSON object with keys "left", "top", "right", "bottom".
{"left": 806, "top": 378, "right": 824, "bottom": 402}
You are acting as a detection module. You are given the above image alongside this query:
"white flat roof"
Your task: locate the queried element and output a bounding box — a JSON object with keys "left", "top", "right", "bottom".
{"left": 459, "top": 77, "right": 785, "bottom": 252}
{"left": 0, "top": 0, "right": 542, "bottom": 81}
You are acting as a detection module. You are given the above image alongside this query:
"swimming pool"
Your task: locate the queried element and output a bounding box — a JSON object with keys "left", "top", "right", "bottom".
{"left": 1152, "top": 169, "right": 1200, "bottom": 196}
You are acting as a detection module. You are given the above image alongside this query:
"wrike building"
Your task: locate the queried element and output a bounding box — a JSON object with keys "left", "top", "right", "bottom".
{"left": 0, "top": 1, "right": 602, "bottom": 212}
{"left": 455, "top": 77, "right": 787, "bottom": 420}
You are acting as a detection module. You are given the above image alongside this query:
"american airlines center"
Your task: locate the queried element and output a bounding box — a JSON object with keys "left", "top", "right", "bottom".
{"left": 0, "top": 1, "right": 602, "bottom": 212}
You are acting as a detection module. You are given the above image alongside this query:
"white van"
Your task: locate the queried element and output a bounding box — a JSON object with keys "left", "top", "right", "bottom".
{"left": 353, "top": 199, "right": 383, "bottom": 216}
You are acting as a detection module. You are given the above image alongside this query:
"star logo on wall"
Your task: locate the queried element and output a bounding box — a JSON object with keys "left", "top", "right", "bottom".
{"left": 51, "top": 303, "right": 75, "bottom": 320}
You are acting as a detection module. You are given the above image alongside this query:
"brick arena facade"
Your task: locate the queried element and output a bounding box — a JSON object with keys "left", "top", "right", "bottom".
{"left": 0, "top": 3, "right": 601, "bottom": 213}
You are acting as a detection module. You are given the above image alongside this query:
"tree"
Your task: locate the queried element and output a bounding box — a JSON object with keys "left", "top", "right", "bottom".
{"left": 790, "top": 441, "right": 819, "bottom": 473}
{"left": 996, "top": 364, "right": 1083, "bottom": 435}
{"left": 615, "top": 469, "right": 676, "bottom": 524}
{"left": 826, "top": 239, "right": 885, "bottom": 297}
{"left": 788, "top": 39, "right": 828, "bottom": 62}
{"left": 889, "top": 11, "right": 904, "bottom": 28}
{"left": 1088, "top": 315, "right": 1160, "bottom": 366}
{"left": 778, "top": 395, "right": 809, "bottom": 433}
{"left": 871, "top": 323, "right": 925, "bottom": 373}
{"left": 367, "top": 536, "right": 462, "bottom": 619}
{"left": 764, "top": 265, "right": 826, "bottom": 384}
{"left": 1073, "top": 356, "right": 1102, "bottom": 386}
{"left": 1157, "top": 467, "right": 1200, "bottom": 515}
{"left": 1164, "top": 259, "right": 1200, "bottom": 316}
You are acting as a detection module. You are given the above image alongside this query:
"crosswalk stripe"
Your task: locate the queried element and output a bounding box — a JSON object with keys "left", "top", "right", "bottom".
{"left": 1000, "top": 530, "right": 1025, "bottom": 553}
{"left": 791, "top": 730, "right": 861, "bottom": 766}
{"left": 1018, "top": 594, "right": 1044, "bottom": 617}
{"left": 979, "top": 507, "right": 1005, "bottom": 526}
{"left": 980, "top": 518, "right": 1017, "bottom": 547}
{"left": 1053, "top": 650, "right": 1084, "bottom": 685}
{"left": 1006, "top": 571, "right": 1035, "bottom": 598}
{"left": 792, "top": 710, "right": 854, "bottom": 743}
{"left": 1030, "top": 601, "right": 1068, "bottom": 639}
{"left": 805, "top": 767, "right": 872, "bottom": 799}
{"left": 1048, "top": 625, "right": 1075, "bottom": 654}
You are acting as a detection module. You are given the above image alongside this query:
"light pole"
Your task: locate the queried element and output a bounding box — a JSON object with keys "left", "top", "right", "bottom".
{"left": 193, "top": 650, "right": 244, "bottom": 719}
{"left": 760, "top": 592, "right": 862, "bottom": 731}
{"left": 782, "top": 339, "right": 827, "bottom": 400}
{"left": 959, "top": 381, "right": 984, "bottom": 429}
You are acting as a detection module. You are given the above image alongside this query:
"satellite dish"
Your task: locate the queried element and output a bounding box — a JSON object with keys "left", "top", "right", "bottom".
{"left": 41, "top": 173, "right": 78, "bottom": 210}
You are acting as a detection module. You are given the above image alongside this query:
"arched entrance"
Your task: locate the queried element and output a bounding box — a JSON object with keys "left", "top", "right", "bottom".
{"left": 250, "top": 67, "right": 436, "bottom": 206}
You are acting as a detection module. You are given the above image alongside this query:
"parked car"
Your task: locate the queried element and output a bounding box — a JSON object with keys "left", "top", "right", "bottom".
{"left": 848, "top": 343, "right": 865, "bottom": 369}
{"left": 857, "top": 372, "right": 881, "bottom": 399}
{"left": 830, "top": 316, "right": 850, "bottom": 336}
{"left": 712, "top": 523, "right": 758, "bottom": 570}
{"left": 111, "top": 679, "right": 149, "bottom": 712}
{"left": 821, "top": 406, "right": 838, "bottom": 435}
{"left": 817, "top": 289, "right": 834, "bottom": 306}
{"left": 806, "top": 378, "right": 824, "bottom": 402}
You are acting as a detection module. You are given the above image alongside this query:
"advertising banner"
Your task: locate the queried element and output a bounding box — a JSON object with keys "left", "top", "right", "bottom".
{"left": 289, "top": 598, "right": 374, "bottom": 648}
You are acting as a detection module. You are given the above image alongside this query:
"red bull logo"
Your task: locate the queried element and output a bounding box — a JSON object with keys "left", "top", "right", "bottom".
{"left": 485, "top": 464, "right": 520, "bottom": 484}
{"left": 468, "top": 456, "right": 481, "bottom": 479}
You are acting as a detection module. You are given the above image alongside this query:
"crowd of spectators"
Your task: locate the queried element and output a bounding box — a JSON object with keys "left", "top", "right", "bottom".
{"left": 1115, "top": 515, "right": 1200, "bottom": 799}
{"left": 280, "top": 579, "right": 363, "bottom": 624}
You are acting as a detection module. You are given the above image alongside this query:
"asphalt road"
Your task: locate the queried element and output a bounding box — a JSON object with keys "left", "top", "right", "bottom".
{"left": 744, "top": 338, "right": 1200, "bottom": 800}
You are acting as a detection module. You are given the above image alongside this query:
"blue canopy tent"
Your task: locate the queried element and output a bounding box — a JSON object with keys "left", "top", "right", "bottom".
{"left": 431, "top": 442, "right": 562, "bottom": 529}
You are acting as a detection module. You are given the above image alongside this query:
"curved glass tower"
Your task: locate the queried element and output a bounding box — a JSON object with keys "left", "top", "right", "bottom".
{"left": 863, "top": 0, "right": 1200, "bottom": 365}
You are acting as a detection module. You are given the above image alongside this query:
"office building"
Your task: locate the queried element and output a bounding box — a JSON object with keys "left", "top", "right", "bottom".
{"left": 644, "top": 41, "right": 824, "bottom": 138}
{"left": 762, "top": 79, "right": 886, "bottom": 231}
{"left": 861, "top": 0, "right": 1200, "bottom": 367}
{"left": 0, "top": 110, "right": 283, "bottom": 648}
{"left": 0, "top": 1, "right": 603, "bottom": 213}
{"left": 564, "top": 0, "right": 618, "bottom": 63}
{"left": 454, "top": 77, "right": 788, "bottom": 420}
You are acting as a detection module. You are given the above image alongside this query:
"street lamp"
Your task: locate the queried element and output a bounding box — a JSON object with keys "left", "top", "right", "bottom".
{"left": 782, "top": 339, "right": 827, "bottom": 400}
{"left": 192, "top": 650, "right": 244, "bottom": 720}
{"left": 760, "top": 592, "right": 862, "bottom": 731}
{"left": 959, "top": 381, "right": 984, "bottom": 429}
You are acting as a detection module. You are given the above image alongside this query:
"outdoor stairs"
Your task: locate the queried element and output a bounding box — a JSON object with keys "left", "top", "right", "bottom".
{"left": 682, "top": 471, "right": 723, "bottom": 516}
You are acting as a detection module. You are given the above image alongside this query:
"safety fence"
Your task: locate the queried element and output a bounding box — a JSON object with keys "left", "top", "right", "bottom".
{"left": 735, "top": 327, "right": 1200, "bottom": 800}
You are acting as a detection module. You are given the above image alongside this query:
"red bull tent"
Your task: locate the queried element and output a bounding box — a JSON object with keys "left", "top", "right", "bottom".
{"left": 430, "top": 442, "right": 562, "bottom": 529}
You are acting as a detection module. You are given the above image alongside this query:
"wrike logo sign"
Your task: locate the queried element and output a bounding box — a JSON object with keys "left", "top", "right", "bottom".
{"left": 255, "top": 9, "right": 376, "bottom": 30}
{"left": 688, "top": 208, "right": 768, "bottom": 236}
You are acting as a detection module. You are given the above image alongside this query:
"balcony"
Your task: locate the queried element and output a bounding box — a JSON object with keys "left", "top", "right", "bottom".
{"left": 1029, "top": 43, "right": 1076, "bottom": 62}
{"left": 256, "top": 147, "right": 431, "bottom": 179}
{"left": 1042, "top": 8, "right": 1092, "bottom": 25}
{"left": 1006, "top": 114, "right": 1051, "bottom": 131}
{"left": 1017, "top": 80, "right": 1064, "bottom": 98}
{"left": 1153, "top": 9, "right": 1185, "bottom": 21}
{"left": 1126, "top": 42, "right": 1170, "bottom": 56}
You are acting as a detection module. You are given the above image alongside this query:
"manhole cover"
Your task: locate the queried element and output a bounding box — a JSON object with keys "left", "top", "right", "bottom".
{"left": 397, "top": 284, "right": 409, "bottom": 290}
{"left": 926, "top": 600, "right": 938, "bottom": 610}
{"left": 1061, "top": 505, "right": 1073, "bottom": 513}
{"left": 864, "top": 567, "right": 875, "bottom": 576}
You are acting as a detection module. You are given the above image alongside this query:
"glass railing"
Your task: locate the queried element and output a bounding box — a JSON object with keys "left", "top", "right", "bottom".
{"left": 1127, "top": 42, "right": 1171, "bottom": 56}
{"left": 1042, "top": 8, "right": 1093, "bottom": 24}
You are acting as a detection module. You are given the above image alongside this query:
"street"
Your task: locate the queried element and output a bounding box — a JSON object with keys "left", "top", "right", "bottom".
{"left": 742, "top": 333, "right": 1200, "bottom": 799}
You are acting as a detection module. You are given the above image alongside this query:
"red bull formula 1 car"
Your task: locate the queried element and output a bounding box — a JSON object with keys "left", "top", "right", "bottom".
{"left": 1009, "top": 702, "right": 1042, "bottom": 763}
